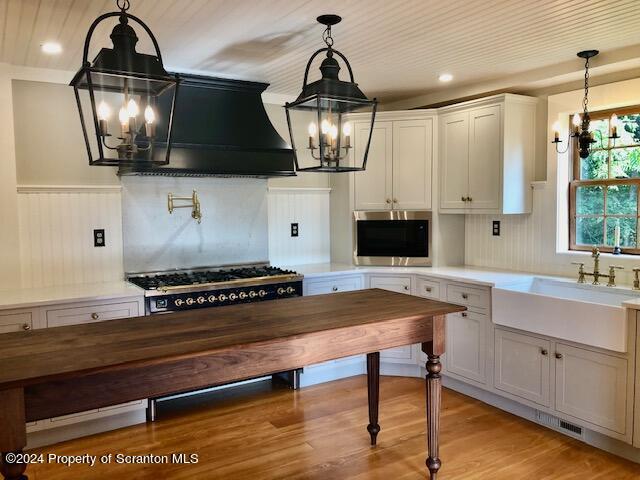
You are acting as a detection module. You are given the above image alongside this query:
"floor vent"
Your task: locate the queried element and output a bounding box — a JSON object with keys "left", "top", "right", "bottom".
{"left": 535, "top": 411, "right": 584, "bottom": 439}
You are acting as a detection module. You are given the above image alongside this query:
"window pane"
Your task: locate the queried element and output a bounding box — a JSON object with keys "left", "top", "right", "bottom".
{"left": 610, "top": 147, "right": 640, "bottom": 178}
{"left": 605, "top": 217, "right": 637, "bottom": 248}
{"left": 590, "top": 118, "right": 610, "bottom": 149}
{"left": 580, "top": 150, "right": 608, "bottom": 180}
{"left": 606, "top": 184, "right": 637, "bottom": 214}
{"left": 576, "top": 185, "right": 604, "bottom": 214}
{"left": 576, "top": 217, "right": 604, "bottom": 245}
{"left": 618, "top": 113, "right": 640, "bottom": 146}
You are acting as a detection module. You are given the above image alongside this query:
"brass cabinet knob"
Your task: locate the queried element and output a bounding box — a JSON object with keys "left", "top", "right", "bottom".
{"left": 22, "top": 323, "right": 31, "bottom": 331}
{"left": 461, "top": 196, "right": 466, "bottom": 202}
{"left": 461, "top": 293, "right": 469, "bottom": 299}
{"left": 540, "top": 349, "right": 548, "bottom": 356}
{"left": 91, "top": 312, "right": 100, "bottom": 320}
{"left": 403, "top": 285, "right": 409, "bottom": 291}
{"left": 425, "top": 287, "right": 432, "bottom": 292}
{"left": 461, "top": 312, "right": 468, "bottom": 317}
{"left": 555, "top": 353, "right": 563, "bottom": 359}
{"left": 468, "top": 197, "right": 473, "bottom": 202}
{"left": 332, "top": 286, "right": 338, "bottom": 292}
{"left": 386, "top": 199, "right": 391, "bottom": 204}
{"left": 393, "top": 198, "right": 398, "bottom": 203}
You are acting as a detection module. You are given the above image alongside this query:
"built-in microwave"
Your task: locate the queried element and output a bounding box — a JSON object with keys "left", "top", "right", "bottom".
{"left": 353, "top": 211, "right": 432, "bottom": 266}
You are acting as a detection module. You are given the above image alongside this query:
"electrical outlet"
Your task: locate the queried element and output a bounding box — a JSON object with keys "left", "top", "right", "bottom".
{"left": 94, "top": 229, "right": 105, "bottom": 247}
{"left": 492, "top": 221, "right": 500, "bottom": 236}
{"left": 291, "top": 223, "right": 299, "bottom": 237}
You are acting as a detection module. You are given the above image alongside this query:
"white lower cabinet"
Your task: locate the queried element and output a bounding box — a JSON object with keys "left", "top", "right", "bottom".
{"left": 369, "top": 275, "right": 416, "bottom": 363}
{"left": 445, "top": 311, "right": 487, "bottom": 385}
{"left": 555, "top": 343, "right": 627, "bottom": 435}
{"left": 494, "top": 329, "right": 550, "bottom": 407}
{"left": 303, "top": 275, "right": 363, "bottom": 296}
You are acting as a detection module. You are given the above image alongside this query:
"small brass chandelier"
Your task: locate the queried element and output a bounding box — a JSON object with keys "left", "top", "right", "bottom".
{"left": 70, "top": 0, "right": 179, "bottom": 166}
{"left": 285, "top": 15, "right": 377, "bottom": 172}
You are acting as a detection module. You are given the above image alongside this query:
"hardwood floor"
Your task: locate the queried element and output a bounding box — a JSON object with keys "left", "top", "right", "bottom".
{"left": 28, "top": 375, "right": 640, "bottom": 479}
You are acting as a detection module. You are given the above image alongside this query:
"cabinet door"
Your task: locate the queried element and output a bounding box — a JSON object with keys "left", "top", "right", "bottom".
{"left": 440, "top": 112, "right": 469, "bottom": 210}
{"left": 494, "top": 329, "right": 550, "bottom": 407}
{"left": 445, "top": 311, "right": 487, "bottom": 384}
{"left": 468, "top": 105, "right": 501, "bottom": 210}
{"left": 370, "top": 276, "right": 414, "bottom": 362}
{"left": 392, "top": 119, "right": 432, "bottom": 210}
{"left": 354, "top": 121, "right": 393, "bottom": 210}
{"left": 555, "top": 343, "right": 627, "bottom": 434}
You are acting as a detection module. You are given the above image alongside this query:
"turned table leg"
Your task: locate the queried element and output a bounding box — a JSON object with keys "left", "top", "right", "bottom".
{"left": 366, "top": 352, "right": 380, "bottom": 445}
{"left": 423, "top": 314, "right": 446, "bottom": 480}
{"left": 0, "top": 452, "right": 27, "bottom": 480}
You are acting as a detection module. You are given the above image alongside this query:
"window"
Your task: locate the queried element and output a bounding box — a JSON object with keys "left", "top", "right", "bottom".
{"left": 570, "top": 106, "right": 640, "bottom": 254}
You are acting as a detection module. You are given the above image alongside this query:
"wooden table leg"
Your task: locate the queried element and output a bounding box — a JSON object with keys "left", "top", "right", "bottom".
{"left": 0, "top": 389, "right": 27, "bottom": 480}
{"left": 423, "top": 314, "right": 446, "bottom": 480}
{"left": 366, "top": 351, "right": 380, "bottom": 445}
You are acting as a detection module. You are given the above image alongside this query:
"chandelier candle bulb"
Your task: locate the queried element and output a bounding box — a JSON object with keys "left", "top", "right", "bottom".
{"left": 118, "top": 106, "right": 129, "bottom": 135}
{"left": 610, "top": 114, "right": 619, "bottom": 138}
{"left": 144, "top": 105, "right": 156, "bottom": 137}
{"left": 552, "top": 121, "right": 560, "bottom": 143}
{"left": 343, "top": 122, "right": 352, "bottom": 147}
{"left": 308, "top": 122, "right": 317, "bottom": 148}
{"left": 572, "top": 113, "right": 581, "bottom": 135}
{"left": 97, "top": 101, "right": 111, "bottom": 136}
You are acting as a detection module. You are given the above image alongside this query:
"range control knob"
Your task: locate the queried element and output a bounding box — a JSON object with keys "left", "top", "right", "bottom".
{"left": 258, "top": 289, "right": 267, "bottom": 298}
{"left": 186, "top": 298, "right": 195, "bottom": 306}
{"left": 218, "top": 294, "right": 227, "bottom": 302}
{"left": 207, "top": 295, "right": 216, "bottom": 303}
{"left": 197, "top": 296, "right": 206, "bottom": 304}
{"left": 174, "top": 299, "right": 184, "bottom": 307}
{"left": 239, "top": 292, "right": 248, "bottom": 300}
{"left": 286, "top": 286, "right": 295, "bottom": 294}
{"left": 229, "top": 293, "right": 238, "bottom": 301}
{"left": 249, "top": 291, "right": 257, "bottom": 299}
{"left": 277, "top": 287, "right": 285, "bottom": 295}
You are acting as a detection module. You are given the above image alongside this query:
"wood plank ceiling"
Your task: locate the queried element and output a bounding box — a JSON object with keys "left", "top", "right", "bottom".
{"left": 2, "top": 0, "right": 640, "bottom": 102}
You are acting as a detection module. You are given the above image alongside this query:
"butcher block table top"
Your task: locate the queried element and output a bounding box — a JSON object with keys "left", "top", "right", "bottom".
{"left": 0, "top": 289, "right": 465, "bottom": 480}
{"left": 0, "top": 289, "right": 464, "bottom": 389}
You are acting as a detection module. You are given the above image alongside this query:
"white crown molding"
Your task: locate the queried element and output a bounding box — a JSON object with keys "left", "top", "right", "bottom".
{"left": 17, "top": 185, "right": 122, "bottom": 193}
{"left": 268, "top": 187, "right": 331, "bottom": 193}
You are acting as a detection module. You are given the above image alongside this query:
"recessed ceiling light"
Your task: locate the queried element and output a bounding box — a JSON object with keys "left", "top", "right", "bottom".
{"left": 438, "top": 73, "right": 453, "bottom": 82}
{"left": 41, "top": 42, "right": 62, "bottom": 54}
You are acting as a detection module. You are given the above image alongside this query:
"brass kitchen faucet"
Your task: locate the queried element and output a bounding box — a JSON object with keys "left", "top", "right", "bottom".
{"left": 572, "top": 247, "right": 623, "bottom": 287}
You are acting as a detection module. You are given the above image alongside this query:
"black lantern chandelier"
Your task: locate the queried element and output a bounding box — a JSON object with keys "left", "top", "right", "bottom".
{"left": 285, "top": 15, "right": 377, "bottom": 172}
{"left": 70, "top": 0, "right": 179, "bottom": 166}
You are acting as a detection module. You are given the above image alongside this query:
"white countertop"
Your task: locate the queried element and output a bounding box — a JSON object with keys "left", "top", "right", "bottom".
{"left": 0, "top": 281, "right": 143, "bottom": 310}
{"left": 285, "top": 263, "right": 537, "bottom": 287}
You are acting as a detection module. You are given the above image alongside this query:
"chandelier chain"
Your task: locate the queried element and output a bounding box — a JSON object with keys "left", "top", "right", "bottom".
{"left": 322, "top": 25, "right": 334, "bottom": 48}
{"left": 583, "top": 56, "right": 590, "bottom": 117}
{"left": 117, "top": 0, "right": 131, "bottom": 12}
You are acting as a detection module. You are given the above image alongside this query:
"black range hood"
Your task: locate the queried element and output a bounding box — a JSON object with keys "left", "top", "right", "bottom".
{"left": 118, "top": 74, "right": 295, "bottom": 177}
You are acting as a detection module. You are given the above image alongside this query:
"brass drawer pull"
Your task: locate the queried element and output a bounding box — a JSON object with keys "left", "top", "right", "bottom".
{"left": 461, "top": 293, "right": 469, "bottom": 300}
{"left": 332, "top": 286, "right": 338, "bottom": 292}
{"left": 425, "top": 287, "right": 432, "bottom": 293}
{"left": 403, "top": 285, "right": 409, "bottom": 291}
{"left": 91, "top": 313, "right": 100, "bottom": 320}
{"left": 22, "top": 323, "right": 31, "bottom": 331}
{"left": 555, "top": 353, "right": 563, "bottom": 359}
{"left": 540, "top": 349, "right": 548, "bottom": 356}
{"left": 461, "top": 312, "right": 468, "bottom": 318}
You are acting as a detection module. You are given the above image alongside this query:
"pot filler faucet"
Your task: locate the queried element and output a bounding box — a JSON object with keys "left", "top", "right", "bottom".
{"left": 572, "top": 247, "right": 623, "bottom": 287}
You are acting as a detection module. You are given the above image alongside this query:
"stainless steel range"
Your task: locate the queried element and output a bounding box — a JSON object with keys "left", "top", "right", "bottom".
{"left": 127, "top": 263, "right": 303, "bottom": 315}
{"left": 126, "top": 263, "right": 304, "bottom": 420}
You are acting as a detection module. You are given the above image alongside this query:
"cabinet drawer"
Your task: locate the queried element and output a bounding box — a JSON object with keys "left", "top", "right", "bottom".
{"left": 46, "top": 301, "right": 140, "bottom": 327}
{"left": 416, "top": 278, "right": 441, "bottom": 300}
{"left": 446, "top": 284, "right": 489, "bottom": 310}
{"left": 0, "top": 310, "right": 34, "bottom": 333}
{"left": 369, "top": 275, "right": 412, "bottom": 294}
{"left": 304, "top": 275, "right": 363, "bottom": 296}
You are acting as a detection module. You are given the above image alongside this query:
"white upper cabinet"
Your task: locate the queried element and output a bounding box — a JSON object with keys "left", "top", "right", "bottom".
{"left": 353, "top": 113, "right": 433, "bottom": 211}
{"left": 354, "top": 121, "right": 393, "bottom": 210}
{"left": 439, "top": 94, "right": 536, "bottom": 214}
{"left": 392, "top": 119, "right": 433, "bottom": 210}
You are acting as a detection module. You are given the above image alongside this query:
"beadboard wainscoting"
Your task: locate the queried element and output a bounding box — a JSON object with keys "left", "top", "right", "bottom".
{"left": 465, "top": 183, "right": 551, "bottom": 273}
{"left": 16, "top": 186, "right": 124, "bottom": 288}
{"left": 267, "top": 187, "right": 331, "bottom": 266}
